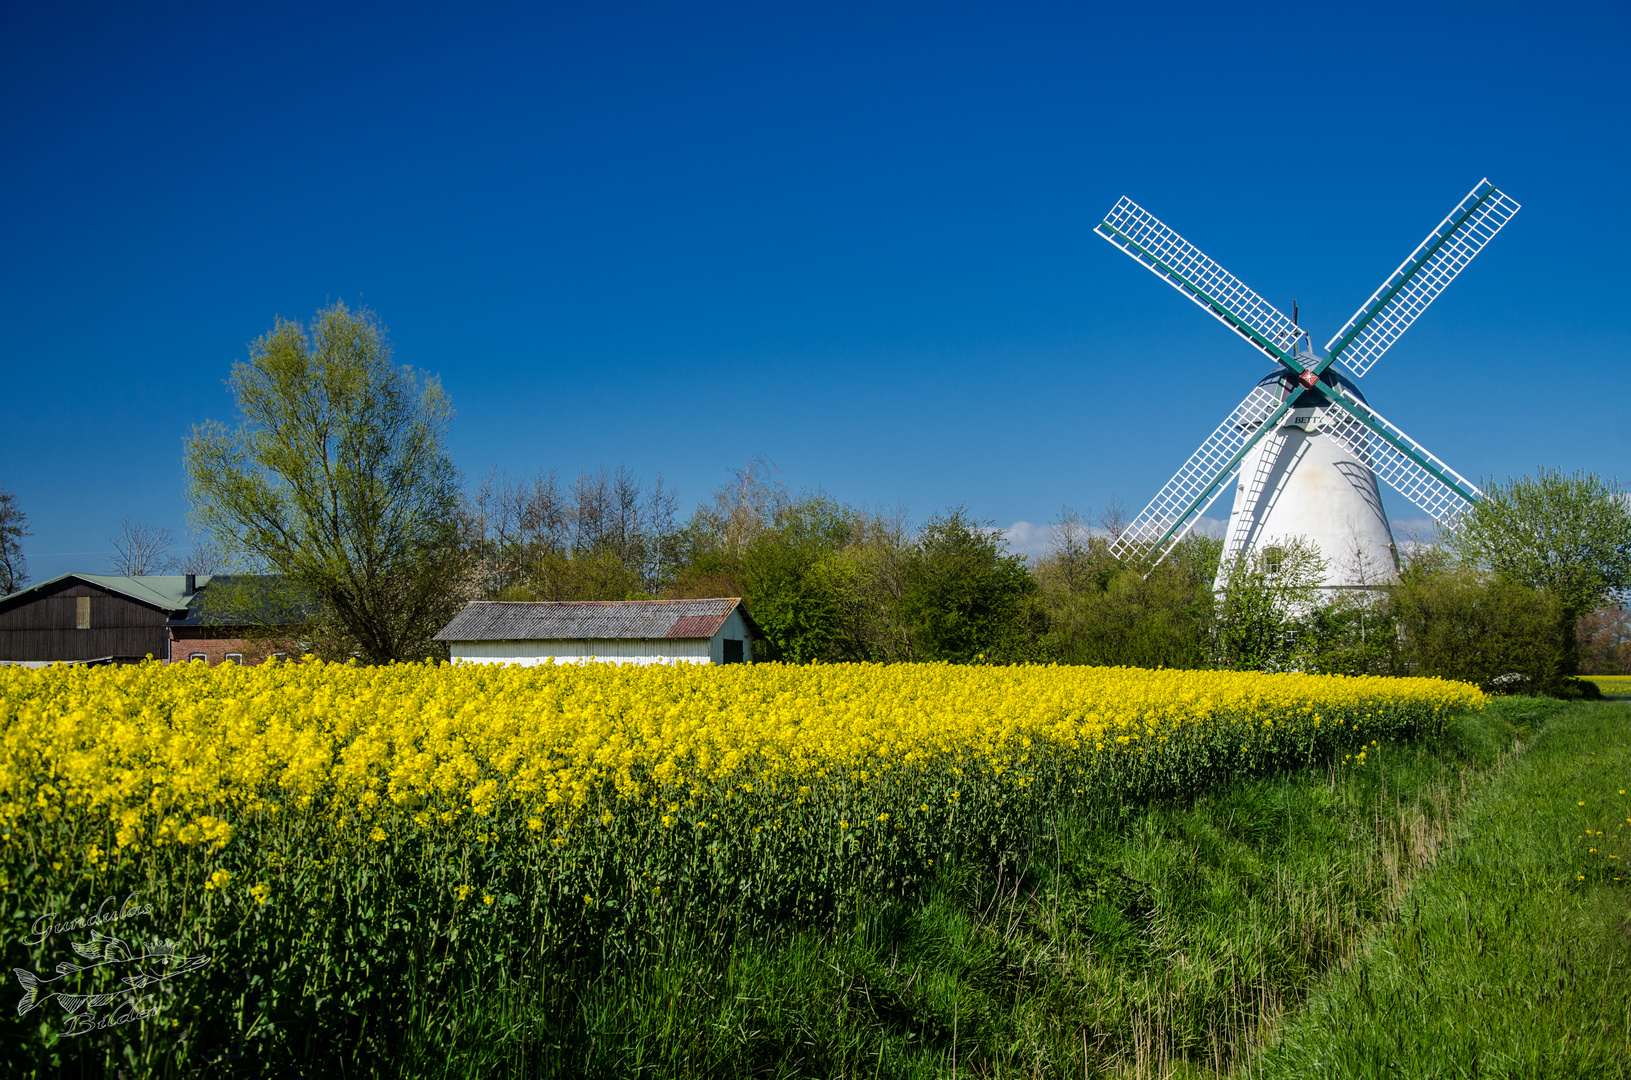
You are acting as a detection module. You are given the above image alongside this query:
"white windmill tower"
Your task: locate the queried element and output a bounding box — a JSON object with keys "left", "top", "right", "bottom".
{"left": 1096, "top": 180, "right": 1520, "bottom": 588}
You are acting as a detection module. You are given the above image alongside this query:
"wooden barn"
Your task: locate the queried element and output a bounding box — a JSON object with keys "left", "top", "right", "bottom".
{"left": 434, "top": 598, "right": 758, "bottom": 667}
{"left": 0, "top": 573, "right": 200, "bottom": 665}
{"left": 0, "top": 573, "right": 302, "bottom": 667}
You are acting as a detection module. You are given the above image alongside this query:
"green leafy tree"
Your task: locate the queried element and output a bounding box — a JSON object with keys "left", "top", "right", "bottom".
{"left": 900, "top": 507, "right": 1041, "bottom": 663}
{"left": 0, "top": 484, "right": 28, "bottom": 595}
{"left": 184, "top": 302, "right": 464, "bottom": 663}
{"left": 1390, "top": 548, "right": 1566, "bottom": 692}
{"left": 1034, "top": 508, "right": 1220, "bottom": 669}
{"left": 739, "top": 497, "right": 852, "bottom": 663}
{"left": 1212, "top": 537, "right": 1326, "bottom": 671}
{"left": 1448, "top": 468, "right": 1631, "bottom": 674}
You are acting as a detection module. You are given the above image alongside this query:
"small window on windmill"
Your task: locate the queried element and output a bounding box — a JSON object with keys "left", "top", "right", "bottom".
{"left": 76, "top": 596, "right": 91, "bottom": 630}
{"left": 1262, "top": 545, "right": 1285, "bottom": 576}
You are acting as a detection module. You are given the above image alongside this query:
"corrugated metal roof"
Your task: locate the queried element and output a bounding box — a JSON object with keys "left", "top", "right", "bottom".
{"left": 434, "top": 598, "right": 753, "bottom": 642}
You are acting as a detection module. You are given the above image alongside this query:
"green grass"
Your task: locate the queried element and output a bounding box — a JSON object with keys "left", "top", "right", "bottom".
{"left": 386, "top": 699, "right": 1547, "bottom": 1078}
{"left": 1250, "top": 698, "right": 1631, "bottom": 1078}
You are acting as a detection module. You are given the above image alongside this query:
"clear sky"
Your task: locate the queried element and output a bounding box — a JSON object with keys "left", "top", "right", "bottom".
{"left": 3, "top": 0, "right": 1628, "bottom": 580}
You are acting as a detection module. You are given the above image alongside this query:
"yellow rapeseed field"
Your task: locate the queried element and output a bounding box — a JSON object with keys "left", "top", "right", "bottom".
{"left": 0, "top": 659, "right": 1481, "bottom": 877}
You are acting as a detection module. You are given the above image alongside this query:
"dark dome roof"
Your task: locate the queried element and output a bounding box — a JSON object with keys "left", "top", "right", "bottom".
{"left": 1254, "top": 364, "right": 1368, "bottom": 408}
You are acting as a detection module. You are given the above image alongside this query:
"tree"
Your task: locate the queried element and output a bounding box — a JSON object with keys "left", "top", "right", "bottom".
{"left": 738, "top": 496, "right": 852, "bottom": 662}
{"left": 184, "top": 302, "right": 464, "bottom": 664}
{"left": 1578, "top": 604, "right": 1631, "bottom": 676}
{"left": 900, "top": 507, "right": 1042, "bottom": 663}
{"left": 469, "top": 466, "right": 682, "bottom": 600}
{"left": 107, "top": 518, "right": 177, "bottom": 575}
{"left": 1448, "top": 468, "right": 1631, "bottom": 673}
{"left": 1212, "top": 536, "right": 1326, "bottom": 671}
{"left": 1390, "top": 549, "right": 1566, "bottom": 692}
{"left": 1033, "top": 508, "right": 1221, "bottom": 669}
{"left": 0, "top": 484, "right": 28, "bottom": 594}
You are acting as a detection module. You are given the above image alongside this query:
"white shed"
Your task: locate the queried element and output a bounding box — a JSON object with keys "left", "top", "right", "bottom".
{"left": 434, "top": 598, "right": 759, "bottom": 667}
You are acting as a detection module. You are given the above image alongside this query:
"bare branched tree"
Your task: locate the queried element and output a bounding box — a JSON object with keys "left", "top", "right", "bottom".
{"left": 176, "top": 540, "right": 228, "bottom": 576}
{"left": 469, "top": 465, "right": 685, "bottom": 599}
{"left": 710, "top": 455, "right": 790, "bottom": 555}
{"left": 1098, "top": 496, "right": 1129, "bottom": 542}
{"left": 0, "top": 484, "right": 29, "bottom": 594}
{"left": 108, "top": 518, "right": 178, "bottom": 576}
{"left": 1046, "top": 505, "right": 1095, "bottom": 595}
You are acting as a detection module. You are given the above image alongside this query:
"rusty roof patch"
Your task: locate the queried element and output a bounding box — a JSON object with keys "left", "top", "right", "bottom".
{"left": 664, "top": 614, "right": 724, "bottom": 639}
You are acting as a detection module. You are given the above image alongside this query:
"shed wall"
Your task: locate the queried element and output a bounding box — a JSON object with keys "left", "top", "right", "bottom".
{"left": 451, "top": 638, "right": 713, "bottom": 666}
{"left": 708, "top": 609, "right": 754, "bottom": 664}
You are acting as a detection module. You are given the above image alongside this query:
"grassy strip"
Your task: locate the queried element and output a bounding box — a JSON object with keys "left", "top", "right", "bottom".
{"left": 1251, "top": 698, "right": 1631, "bottom": 1078}
{"left": 391, "top": 699, "right": 1544, "bottom": 1078}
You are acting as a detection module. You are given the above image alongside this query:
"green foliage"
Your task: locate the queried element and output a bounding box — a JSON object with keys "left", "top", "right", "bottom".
{"left": 184, "top": 302, "right": 463, "bottom": 663}
{"left": 1034, "top": 512, "right": 1219, "bottom": 669}
{"left": 1212, "top": 536, "right": 1326, "bottom": 671}
{"left": 898, "top": 507, "right": 1042, "bottom": 663}
{"left": 1448, "top": 467, "right": 1631, "bottom": 621}
{"left": 1294, "top": 590, "right": 1394, "bottom": 676}
{"left": 738, "top": 498, "right": 852, "bottom": 662}
{"left": 671, "top": 484, "right": 1042, "bottom": 665}
{"left": 1390, "top": 549, "right": 1567, "bottom": 694}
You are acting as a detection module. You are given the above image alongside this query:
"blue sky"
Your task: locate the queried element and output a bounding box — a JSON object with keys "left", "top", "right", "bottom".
{"left": 3, "top": 0, "right": 1628, "bottom": 580}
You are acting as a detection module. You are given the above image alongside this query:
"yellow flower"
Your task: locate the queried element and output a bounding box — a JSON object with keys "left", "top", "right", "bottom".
{"left": 482, "top": 893, "right": 494, "bottom": 906}
{"left": 249, "top": 882, "right": 271, "bottom": 905}
{"left": 204, "top": 869, "right": 232, "bottom": 891}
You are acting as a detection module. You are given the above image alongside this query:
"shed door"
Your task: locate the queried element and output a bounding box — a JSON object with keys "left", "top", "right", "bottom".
{"left": 722, "top": 638, "right": 744, "bottom": 664}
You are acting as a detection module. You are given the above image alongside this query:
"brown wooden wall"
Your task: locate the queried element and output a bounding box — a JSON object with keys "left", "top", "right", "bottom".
{"left": 0, "top": 579, "right": 171, "bottom": 662}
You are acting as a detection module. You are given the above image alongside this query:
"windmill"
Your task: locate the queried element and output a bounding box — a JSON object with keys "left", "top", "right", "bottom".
{"left": 1095, "top": 180, "right": 1520, "bottom": 587}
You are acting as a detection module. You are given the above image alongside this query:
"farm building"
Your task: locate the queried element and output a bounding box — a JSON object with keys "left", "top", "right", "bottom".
{"left": 0, "top": 572, "right": 303, "bottom": 667}
{"left": 434, "top": 598, "right": 759, "bottom": 666}
{"left": 165, "top": 575, "right": 307, "bottom": 665}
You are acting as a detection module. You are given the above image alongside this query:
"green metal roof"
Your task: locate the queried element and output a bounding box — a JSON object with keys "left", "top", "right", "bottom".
{"left": 0, "top": 573, "right": 215, "bottom": 611}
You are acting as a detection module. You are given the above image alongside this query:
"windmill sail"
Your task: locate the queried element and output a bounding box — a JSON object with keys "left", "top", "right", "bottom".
{"left": 1110, "top": 384, "right": 1290, "bottom": 566}
{"left": 1313, "top": 389, "right": 1482, "bottom": 523}
{"left": 1324, "top": 180, "right": 1521, "bottom": 376}
{"left": 1096, "top": 197, "right": 1301, "bottom": 367}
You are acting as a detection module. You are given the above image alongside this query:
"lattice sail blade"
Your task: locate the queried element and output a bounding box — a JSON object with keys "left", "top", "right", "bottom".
{"left": 1316, "top": 392, "right": 1482, "bottom": 524}
{"left": 1325, "top": 180, "right": 1520, "bottom": 377}
{"left": 1097, "top": 197, "right": 1301, "bottom": 366}
{"left": 1111, "top": 383, "right": 1288, "bottom": 566}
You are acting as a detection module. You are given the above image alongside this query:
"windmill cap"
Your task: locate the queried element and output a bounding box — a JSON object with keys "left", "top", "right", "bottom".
{"left": 1257, "top": 367, "right": 1367, "bottom": 408}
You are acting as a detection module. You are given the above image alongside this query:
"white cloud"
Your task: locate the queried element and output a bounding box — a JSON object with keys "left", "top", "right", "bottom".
{"left": 1002, "top": 520, "right": 1052, "bottom": 557}
{"left": 1003, "top": 515, "right": 1232, "bottom": 556}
